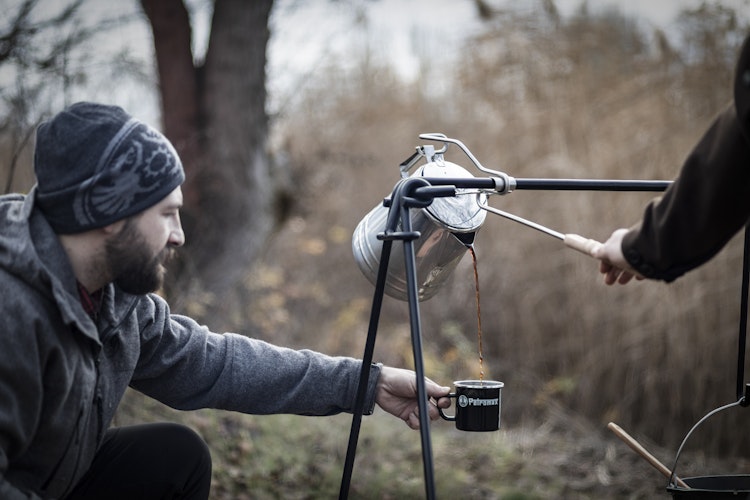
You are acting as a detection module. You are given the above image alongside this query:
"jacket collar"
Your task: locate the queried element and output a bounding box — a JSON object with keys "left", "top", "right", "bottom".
{"left": 26, "top": 189, "right": 102, "bottom": 344}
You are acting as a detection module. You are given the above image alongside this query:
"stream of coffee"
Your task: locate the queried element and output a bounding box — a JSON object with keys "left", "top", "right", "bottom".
{"left": 468, "top": 246, "right": 484, "bottom": 382}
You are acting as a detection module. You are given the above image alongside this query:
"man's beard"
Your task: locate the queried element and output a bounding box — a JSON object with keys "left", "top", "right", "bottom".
{"left": 105, "top": 219, "right": 175, "bottom": 295}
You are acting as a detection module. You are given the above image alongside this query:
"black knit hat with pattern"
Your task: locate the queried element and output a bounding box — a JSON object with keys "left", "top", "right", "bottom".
{"left": 34, "top": 102, "right": 185, "bottom": 234}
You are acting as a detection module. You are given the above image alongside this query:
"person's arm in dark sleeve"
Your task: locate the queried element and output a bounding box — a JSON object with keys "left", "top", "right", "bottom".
{"left": 621, "top": 102, "right": 750, "bottom": 282}
{"left": 596, "top": 34, "right": 750, "bottom": 284}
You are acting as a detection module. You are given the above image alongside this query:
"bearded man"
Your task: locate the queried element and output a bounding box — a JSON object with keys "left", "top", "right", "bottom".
{"left": 0, "top": 102, "right": 449, "bottom": 499}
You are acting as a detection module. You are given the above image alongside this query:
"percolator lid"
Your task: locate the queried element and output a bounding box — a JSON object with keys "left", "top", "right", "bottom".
{"left": 415, "top": 160, "right": 487, "bottom": 232}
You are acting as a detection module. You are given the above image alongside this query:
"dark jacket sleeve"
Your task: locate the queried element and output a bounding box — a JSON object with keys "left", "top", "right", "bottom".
{"left": 621, "top": 35, "right": 750, "bottom": 282}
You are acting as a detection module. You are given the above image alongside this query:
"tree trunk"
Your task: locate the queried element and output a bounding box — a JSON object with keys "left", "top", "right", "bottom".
{"left": 199, "top": 0, "right": 278, "bottom": 294}
{"left": 141, "top": 0, "right": 284, "bottom": 305}
{"left": 140, "top": 0, "right": 202, "bottom": 208}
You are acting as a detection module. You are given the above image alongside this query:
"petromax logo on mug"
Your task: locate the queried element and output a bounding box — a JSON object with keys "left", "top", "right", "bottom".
{"left": 458, "top": 395, "right": 499, "bottom": 407}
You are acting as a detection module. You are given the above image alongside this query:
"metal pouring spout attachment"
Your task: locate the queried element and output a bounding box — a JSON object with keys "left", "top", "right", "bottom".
{"left": 352, "top": 146, "right": 487, "bottom": 301}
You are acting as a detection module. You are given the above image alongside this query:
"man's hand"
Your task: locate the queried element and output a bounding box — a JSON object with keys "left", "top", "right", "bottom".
{"left": 375, "top": 366, "right": 450, "bottom": 430}
{"left": 593, "top": 228, "right": 644, "bottom": 285}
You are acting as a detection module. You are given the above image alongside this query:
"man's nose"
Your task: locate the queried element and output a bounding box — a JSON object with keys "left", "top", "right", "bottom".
{"left": 170, "top": 219, "right": 185, "bottom": 247}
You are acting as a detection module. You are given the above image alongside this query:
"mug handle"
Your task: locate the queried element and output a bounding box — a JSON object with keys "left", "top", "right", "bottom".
{"left": 438, "top": 393, "right": 457, "bottom": 421}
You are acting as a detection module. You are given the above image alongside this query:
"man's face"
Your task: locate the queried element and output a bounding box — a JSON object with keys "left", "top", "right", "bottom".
{"left": 105, "top": 187, "right": 184, "bottom": 294}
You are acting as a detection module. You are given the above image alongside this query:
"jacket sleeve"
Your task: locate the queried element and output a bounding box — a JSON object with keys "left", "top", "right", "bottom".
{"left": 129, "top": 293, "right": 381, "bottom": 416}
{"left": 0, "top": 483, "right": 41, "bottom": 500}
{"left": 621, "top": 35, "right": 750, "bottom": 281}
{"left": 0, "top": 482, "right": 41, "bottom": 500}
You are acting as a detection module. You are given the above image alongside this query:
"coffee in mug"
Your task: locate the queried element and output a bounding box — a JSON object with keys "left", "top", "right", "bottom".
{"left": 439, "top": 380, "right": 503, "bottom": 432}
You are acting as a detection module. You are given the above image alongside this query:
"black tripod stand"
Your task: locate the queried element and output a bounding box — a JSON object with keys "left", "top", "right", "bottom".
{"left": 338, "top": 173, "right": 671, "bottom": 500}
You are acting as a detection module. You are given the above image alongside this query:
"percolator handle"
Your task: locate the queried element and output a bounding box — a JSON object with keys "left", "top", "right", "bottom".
{"left": 668, "top": 399, "right": 743, "bottom": 489}
{"left": 563, "top": 234, "right": 602, "bottom": 257}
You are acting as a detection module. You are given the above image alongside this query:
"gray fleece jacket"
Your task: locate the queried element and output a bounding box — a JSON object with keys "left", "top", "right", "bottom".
{"left": 0, "top": 190, "right": 379, "bottom": 499}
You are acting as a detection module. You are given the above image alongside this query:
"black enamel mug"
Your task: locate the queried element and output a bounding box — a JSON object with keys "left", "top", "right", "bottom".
{"left": 439, "top": 380, "right": 504, "bottom": 432}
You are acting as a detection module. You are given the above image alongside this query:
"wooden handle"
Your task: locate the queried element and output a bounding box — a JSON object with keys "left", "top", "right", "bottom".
{"left": 607, "top": 422, "right": 690, "bottom": 489}
{"left": 563, "top": 233, "right": 602, "bottom": 257}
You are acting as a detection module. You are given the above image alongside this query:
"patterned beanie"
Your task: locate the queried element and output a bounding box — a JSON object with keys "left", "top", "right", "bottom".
{"left": 34, "top": 102, "right": 185, "bottom": 234}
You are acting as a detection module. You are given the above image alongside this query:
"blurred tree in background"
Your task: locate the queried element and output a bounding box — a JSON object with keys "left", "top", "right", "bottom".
{"left": 0, "top": 0, "right": 137, "bottom": 192}
{"left": 142, "top": 0, "right": 293, "bottom": 306}
{"left": 0, "top": 0, "right": 290, "bottom": 305}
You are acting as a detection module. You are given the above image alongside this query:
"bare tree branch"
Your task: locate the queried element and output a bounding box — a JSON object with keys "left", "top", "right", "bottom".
{"left": 0, "top": 0, "right": 38, "bottom": 63}
{"left": 4, "top": 117, "right": 39, "bottom": 194}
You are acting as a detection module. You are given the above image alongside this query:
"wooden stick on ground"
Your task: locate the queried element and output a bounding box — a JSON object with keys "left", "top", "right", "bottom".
{"left": 607, "top": 422, "right": 690, "bottom": 489}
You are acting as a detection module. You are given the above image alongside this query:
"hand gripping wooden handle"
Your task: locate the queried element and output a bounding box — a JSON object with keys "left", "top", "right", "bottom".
{"left": 607, "top": 422, "right": 690, "bottom": 489}
{"left": 563, "top": 233, "right": 602, "bottom": 257}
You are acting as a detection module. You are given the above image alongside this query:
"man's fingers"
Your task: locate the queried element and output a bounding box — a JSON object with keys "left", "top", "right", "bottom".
{"left": 618, "top": 271, "right": 635, "bottom": 284}
{"left": 405, "top": 400, "right": 445, "bottom": 429}
{"left": 406, "top": 410, "right": 420, "bottom": 429}
{"left": 604, "top": 268, "right": 619, "bottom": 285}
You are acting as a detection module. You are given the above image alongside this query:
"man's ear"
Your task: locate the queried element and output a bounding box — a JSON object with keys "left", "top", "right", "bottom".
{"left": 101, "top": 219, "right": 127, "bottom": 235}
